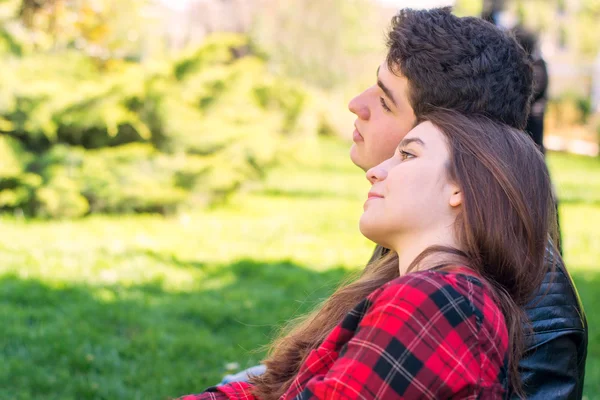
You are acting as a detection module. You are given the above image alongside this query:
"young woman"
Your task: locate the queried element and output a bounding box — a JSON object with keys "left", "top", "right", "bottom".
{"left": 179, "top": 110, "right": 559, "bottom": 399}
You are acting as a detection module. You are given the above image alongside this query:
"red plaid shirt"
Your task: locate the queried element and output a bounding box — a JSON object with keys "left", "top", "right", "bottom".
{"left": 179, "top": 267, "right": 509, "bottom": 399}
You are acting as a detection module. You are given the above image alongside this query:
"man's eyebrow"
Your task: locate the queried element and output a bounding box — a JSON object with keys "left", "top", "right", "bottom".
{"left": 398, "top": 137, "right": 426, "bottom": 150}
{"left": 376, "top": 65, "right": 398, "bottom": 107}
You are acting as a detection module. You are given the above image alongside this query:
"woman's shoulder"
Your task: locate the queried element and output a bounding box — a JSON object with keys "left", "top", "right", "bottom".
{"left": 366, "top": 266, "right": 503, "bottom": 327}
{"left": 356, "top": 266, "right": 508, "bottom": 394}
{"left": 374, "top": 266, "right": 485, "bottom": 296}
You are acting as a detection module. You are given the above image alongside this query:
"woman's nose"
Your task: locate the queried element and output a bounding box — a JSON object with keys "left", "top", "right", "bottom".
{"left": 366, "top": 163, "right": 388, "bottom": 184}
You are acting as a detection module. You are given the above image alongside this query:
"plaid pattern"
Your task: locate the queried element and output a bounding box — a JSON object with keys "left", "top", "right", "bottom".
{"left": 178, "top": 267, "right": 508, "bottom": 399}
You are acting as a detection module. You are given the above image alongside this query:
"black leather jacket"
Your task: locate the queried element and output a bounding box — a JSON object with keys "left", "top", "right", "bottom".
{"left": 369, "top": 246, "right": 588, "bottom": 399}
{"left": 516, "top": 255, "right": 587, "bottom": 399}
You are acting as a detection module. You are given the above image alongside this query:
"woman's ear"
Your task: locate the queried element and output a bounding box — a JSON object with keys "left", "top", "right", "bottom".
{"left": 449, "top": 186, "right": 462, "bottom": 208}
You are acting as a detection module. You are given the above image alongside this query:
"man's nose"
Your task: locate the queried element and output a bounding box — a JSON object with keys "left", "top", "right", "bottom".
{"left": 348, "top": 93, "right": 370, "bottom": 120}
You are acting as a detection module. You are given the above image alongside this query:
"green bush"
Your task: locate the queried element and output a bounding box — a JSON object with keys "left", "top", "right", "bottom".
{"left": 0, "top": 135, "right": 30, "bottom": 177}
{"left": 173, "top": 34, "right": 250, "bottom": 81}
{"left": 0, "top": 33, "right": 338, "bottom": 218}
{"left": 253, "top": 78, "right": 308, "bottom": 134}
{"left": 78, "top": 144, "right": 187, "bottom": 214}
{"left": 35, "top": 176, "right": 90, "bottom": 219}
{"left": 0, "top": 173, "right": 41, "bottom": 211}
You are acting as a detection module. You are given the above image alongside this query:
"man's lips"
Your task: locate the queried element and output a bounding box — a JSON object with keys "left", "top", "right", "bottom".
{"left": 353, "top": 126, "right": 364, "bottom": 142}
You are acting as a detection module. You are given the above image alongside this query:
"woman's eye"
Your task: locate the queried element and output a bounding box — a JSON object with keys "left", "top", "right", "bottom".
{"left": 379, "top": 97, "right": 391, "bottom": 112}
{"left": 399, "top": 150, "right": 415, "bottom": 161}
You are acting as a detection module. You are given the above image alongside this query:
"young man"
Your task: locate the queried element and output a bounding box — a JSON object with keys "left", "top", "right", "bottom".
{"left": 222, "top": 7, "right": 587, "bottom": 398}
{"left": 349, "top": 8, "right": 586, "bottom": 399}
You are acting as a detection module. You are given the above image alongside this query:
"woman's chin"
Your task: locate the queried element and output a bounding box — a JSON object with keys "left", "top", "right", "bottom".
{"left": 359, "top": 218, "right": 383, "bottom": 246}
{"left": 358, "top": 216, "right": 370, "bottom": 237}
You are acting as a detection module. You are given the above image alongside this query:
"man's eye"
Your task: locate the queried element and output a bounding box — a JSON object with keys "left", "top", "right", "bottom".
{"left": 379, "top": 97, "right": 391, "bottom": 112}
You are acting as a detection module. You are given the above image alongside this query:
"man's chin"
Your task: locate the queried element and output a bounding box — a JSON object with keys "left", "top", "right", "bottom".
{"left": 349, "top": 143, "right": 368, "bottom": 171}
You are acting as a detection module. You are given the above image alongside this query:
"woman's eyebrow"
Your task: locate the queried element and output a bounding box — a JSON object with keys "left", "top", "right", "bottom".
{"left": 398, "top": 137, "right": 426, "bottom": 151}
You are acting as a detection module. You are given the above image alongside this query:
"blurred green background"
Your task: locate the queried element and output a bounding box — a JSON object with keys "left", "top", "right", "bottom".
{"left": 0, "top": 0, "right": 599, "bottom": 399}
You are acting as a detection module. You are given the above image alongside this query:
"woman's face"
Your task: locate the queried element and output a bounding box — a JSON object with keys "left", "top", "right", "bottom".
{"left": 359, "top": 121, "right": 461, "bottom": 249}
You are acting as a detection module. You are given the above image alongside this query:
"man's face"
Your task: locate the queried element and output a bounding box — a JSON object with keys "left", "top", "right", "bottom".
{"left": 348, "top": 62, "right": 417, "bottom": 171}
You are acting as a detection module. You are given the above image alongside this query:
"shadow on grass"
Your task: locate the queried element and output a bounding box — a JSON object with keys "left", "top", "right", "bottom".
{"left": 4, "top": 259, "right": 596, "bottom": 400}
{"left": 0, "top": 259, "right": 351, "bottom": 400}
{"left": 137, "top": 248, "right": 208, "bottom": 270}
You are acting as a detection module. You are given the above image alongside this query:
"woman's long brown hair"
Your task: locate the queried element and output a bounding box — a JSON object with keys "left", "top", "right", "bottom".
{"left": 250, "top": 110, "right": 559, "bottom": 399}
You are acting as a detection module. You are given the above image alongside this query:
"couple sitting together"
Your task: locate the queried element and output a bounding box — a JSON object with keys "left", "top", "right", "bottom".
{"left": 178, "top": 7, "right": 587, "bottom": 400}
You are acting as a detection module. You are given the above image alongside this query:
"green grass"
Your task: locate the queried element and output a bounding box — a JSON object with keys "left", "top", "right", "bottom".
{"left": 1, "top": 138, "right": 599, "bottom": 399}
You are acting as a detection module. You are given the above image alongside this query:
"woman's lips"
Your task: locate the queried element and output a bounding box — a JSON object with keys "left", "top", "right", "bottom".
{"left": 364, "top": 192, "right": 383, "bottom": 210}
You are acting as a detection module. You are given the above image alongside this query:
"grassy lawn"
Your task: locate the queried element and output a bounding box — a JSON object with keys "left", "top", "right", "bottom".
{"left": 1, "top": 137, "right": 599, "bottom": 399}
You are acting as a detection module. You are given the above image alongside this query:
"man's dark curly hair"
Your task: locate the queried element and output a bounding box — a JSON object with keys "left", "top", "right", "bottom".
{"left": 387, "top": 7, "right": 533, "bottom": 130}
